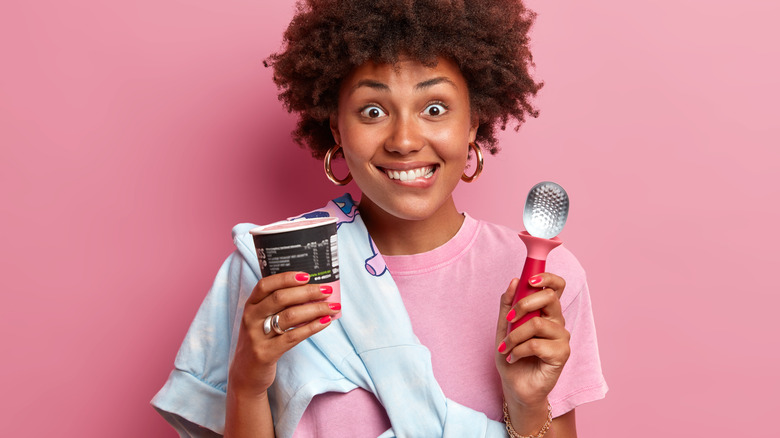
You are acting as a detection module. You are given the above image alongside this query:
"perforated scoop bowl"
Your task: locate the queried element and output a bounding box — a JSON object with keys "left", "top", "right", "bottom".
{"left": 523, "top": 181, "right": 569, "bottom": 239}
{"left": 510, "top": 182, "right": 570, "bottom": 332}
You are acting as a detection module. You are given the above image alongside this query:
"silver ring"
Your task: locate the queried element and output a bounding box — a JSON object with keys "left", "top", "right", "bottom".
{"left": 271, "top": 314, "right": 286, "bottom": 335}
{"left": 263, "top": 314, "right": 274, "bottom": 335}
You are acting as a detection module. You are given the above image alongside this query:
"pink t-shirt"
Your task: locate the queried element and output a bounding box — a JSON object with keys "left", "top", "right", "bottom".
{"left": 293, "top": 215, "right": 607, "bottom": 437}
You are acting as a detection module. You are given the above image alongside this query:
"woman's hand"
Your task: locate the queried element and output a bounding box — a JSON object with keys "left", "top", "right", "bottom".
{"left": 495, "top": 273, "right": 570, "bottom": 408}
{"left": 228, "top": 272, "right": 341, "bottom": 396}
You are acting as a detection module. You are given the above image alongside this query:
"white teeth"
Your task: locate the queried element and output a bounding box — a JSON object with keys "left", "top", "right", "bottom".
{"left": 385, "top": 166, "right": 434, "bottom": 181}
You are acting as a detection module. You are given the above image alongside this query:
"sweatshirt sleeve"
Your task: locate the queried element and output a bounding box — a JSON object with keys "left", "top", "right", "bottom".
{"left": 151, "top": 250, "right": 256, "bottom": 436}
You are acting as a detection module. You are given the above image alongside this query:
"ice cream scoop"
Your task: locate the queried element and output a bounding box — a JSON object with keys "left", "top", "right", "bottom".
{"left": 523, "top": 181, "right": 569, "bottom": 239}
{"left": 510, "top": 182, "right": 570, "bottom": 332}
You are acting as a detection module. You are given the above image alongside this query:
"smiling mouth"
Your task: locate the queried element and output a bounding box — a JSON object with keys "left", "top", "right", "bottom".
{"left": 382, "top": 165, "right": 436, "bottom": 181}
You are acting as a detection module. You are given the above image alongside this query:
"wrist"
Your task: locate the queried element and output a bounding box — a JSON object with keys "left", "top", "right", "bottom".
{"left": 227, "top": 362, "right": 275, "bottom": 399}
{"left": 227, "top": 379, "right": 271, "bottom": 401}
{"left": 225, "top": 382, "right": 274, "bottom": 438}
{"left": 503, "top": 397, "right": 553, "bottom": 438}
{"left": 501, "top": 383, "right": 548, "bottom": 409}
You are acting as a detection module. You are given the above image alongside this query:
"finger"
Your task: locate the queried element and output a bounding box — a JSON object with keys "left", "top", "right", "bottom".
{"left": 248, "top": 271, "right": 311, "bottom": 305}
{"left": 277, "top": 312, "right": 336, "bottom": 346}
{"left": 242, "top": 312, "right": 336, "bottom": 366}
{"left": 505, "top": 336, "right": 570, "bottom": 367}
{"left": 238, "top": 299, "right": 340, "bottom": 359}
{"left": 245, "top": 282, "right": 335, "bottom": 327}
{"left": 275, "top": 301, "right": 342, "bottom": 332}
{"left": 527, "top": 272, "right": 566, "bottom": 298}
{"left": 499, "top": 316, "right": 570, "bottom": 356}
{"left": 506, "top": 288, "right": 564, "bottom": 327}
{"left": 496, "top": 278, "right": 520, "bottom": 345}
{"left": 509, "top": 316, "right": 570, "bottom": 346}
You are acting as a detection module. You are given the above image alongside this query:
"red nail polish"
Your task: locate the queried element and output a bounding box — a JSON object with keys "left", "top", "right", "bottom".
{"left": 329, "top": 303, "right": 341, "bottom": 311}
{"left": 320, "top": 285, "right": 333, "bottom": 294}
{"left": 295, "top": 273, "right": 310, "bottom": 282}
{"left": 506, "top": 354, "right": 512, "bottom": 363}
{"left": 498, "top": 342, "right": 506, "bottom": 353}
{"left": 529, "top": 276, "right": 542, "bottom": 285}
{"left": 320, "top": 316, "right": 332, "bottom": 324}
{"left": 506, "top": 309, "right": 516, "bottom": 322}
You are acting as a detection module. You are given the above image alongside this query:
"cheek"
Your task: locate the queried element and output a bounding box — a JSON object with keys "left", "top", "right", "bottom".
{"left": 341, "top": 145, "right": 372, "bottom": 175}
{"left": 338, "top": 127, "right": 368, "bottom": 166}
{"left": 343, "top": 153, "right": 359, "bottom": 173}
{"left": 445, "top": 131, "right": 472, "bottom": 162}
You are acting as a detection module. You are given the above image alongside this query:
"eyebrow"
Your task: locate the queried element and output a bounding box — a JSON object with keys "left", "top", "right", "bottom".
{"left": 350, "top": 79, "right": 390, "bottom": 94}
{"left": 349, "top": 76, "right": 457, "bottom": 95}
{"left": 415, "top": 77, "right": 457, "bottom": 91}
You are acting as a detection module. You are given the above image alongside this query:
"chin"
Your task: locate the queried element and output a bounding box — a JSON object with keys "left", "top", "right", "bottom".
{"left": 381, "top": 200, "right": 442, "bottom": 222}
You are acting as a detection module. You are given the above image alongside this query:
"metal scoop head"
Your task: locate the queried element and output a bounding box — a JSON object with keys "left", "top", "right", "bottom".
{"left": 523, "top": 181, "right": 569, "bottom": 239}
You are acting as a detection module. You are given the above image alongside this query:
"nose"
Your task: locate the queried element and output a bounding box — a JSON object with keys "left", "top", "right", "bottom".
{"left": 384, "top": 114, "right": 424, "bottom": 155}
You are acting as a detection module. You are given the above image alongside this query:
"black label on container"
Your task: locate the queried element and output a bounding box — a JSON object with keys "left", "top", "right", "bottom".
{"left": 252, "top": 222, "right": 339, "bottom": 284}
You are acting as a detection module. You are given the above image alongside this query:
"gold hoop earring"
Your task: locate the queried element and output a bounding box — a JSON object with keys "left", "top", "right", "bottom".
{"left": 461, "top": 142, "right": 484, "bottom": 183}
{"left": 324, "top": 144, "right": 352, "bottom": 186}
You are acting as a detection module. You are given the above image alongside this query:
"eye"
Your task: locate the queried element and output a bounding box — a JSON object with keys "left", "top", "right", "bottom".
{"left": 423, "top": 103, "right": 448, "bottom": 117}
{"left": 360, "top": 105, "right": 387, "bottom": 118}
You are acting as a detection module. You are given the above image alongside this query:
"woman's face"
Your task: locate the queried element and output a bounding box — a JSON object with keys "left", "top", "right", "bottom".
{"left": 330, "top": 56, "right": 478, "bottom": 223}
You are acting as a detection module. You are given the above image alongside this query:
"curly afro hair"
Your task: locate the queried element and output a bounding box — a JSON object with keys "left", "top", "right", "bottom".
{"left": 265, "top": 0, "right": 542, "bottom": 159}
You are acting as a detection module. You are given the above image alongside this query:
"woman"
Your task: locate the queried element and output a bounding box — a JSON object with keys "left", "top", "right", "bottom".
{"left": 153, "top": 1, "right": 607, "bottom": 437}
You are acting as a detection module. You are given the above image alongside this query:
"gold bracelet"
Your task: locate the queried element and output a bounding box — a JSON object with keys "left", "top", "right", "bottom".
{"left": 503, "top": 399, "right": 552, "bottom": 438}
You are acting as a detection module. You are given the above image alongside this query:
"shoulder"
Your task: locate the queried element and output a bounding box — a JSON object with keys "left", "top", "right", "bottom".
{"left": 469, "top": 216, "right": 525, "bottom": 254}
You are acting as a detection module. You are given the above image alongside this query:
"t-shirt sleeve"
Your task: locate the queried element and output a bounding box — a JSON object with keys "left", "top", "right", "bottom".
{"left": 151, "top": 251, "right": 255, "bottom": 436}
{"left": 548, "top": 278, "right": 608, "bottom": 417}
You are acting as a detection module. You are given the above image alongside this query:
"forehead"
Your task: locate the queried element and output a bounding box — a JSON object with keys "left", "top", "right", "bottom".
{"left": 341, "top": 56, "right": 468, "bottom": 93}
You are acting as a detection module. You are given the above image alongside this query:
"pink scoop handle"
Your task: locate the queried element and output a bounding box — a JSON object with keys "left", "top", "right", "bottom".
{"left": 509, "top": 232, "right": 563, "bottom": 333}
{"left": 510, "top": 257, "right": 546, "bottom": 332}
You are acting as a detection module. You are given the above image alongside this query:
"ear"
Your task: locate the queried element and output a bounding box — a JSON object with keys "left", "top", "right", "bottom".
{"left": 329, "top": 113, "right": 341, "bottom": 145}
{"left": 468, "top": 113, "right": 479, "bottom": 143}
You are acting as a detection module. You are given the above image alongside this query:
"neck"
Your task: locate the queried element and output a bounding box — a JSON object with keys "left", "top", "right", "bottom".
{"left": 357, "top": 195, "right": 465, "bottom": 256}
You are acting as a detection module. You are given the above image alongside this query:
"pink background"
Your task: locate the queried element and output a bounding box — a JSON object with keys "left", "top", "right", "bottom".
{"left": 1, "top": 0, "right": 778, "bottom": 436}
